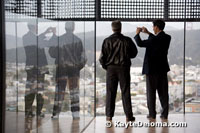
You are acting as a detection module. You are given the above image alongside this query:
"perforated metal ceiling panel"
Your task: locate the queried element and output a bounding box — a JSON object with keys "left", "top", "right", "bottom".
{"left": 4, "top": 0, "right": 200, "bottom": 21}
{"left": 101, "top": 0, "right": 164, "bottom": 19}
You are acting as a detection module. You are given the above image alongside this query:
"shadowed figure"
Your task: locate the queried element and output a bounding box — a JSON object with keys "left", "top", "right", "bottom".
{"left": 23, "top": 23, "right": 51, "bottom": 118}
{"left": 134, "top": 19, "right": 171, "bottom": 120}
{"left": 99, "top": 20, "right": 138, "bottom": 122}
{"left": 49, "top": 21, "right": 87, "bottom": 119}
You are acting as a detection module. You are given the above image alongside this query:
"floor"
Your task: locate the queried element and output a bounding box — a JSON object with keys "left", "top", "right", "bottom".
{"left": 83, "top": 114, "right": 200, "bottom": 133}
{"left": 5, "top": 112, "right": 200, "bottom": 133}
{"left": 5, "top": 111, "right": 93, "bottom": 133}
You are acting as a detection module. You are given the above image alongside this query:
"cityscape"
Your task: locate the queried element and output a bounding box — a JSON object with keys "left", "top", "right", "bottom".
{"left": 6, "top": 61, "right": 200, "bottom": 116}
{"left": 5, "top": 22, "right": 200, "bottom": 117}
{"left": 96, "top": 64, "right": 200, "bottom": 115}
{"left": 6, "top": 63, "right": 95, "bottom": 117}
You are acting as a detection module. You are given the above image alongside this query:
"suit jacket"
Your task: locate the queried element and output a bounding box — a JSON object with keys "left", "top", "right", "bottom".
{"left": 23, "top": 31, "right": 48, "bottom": 68}
{"left": 134, "top": 31, "right": 171, "bottom": 74}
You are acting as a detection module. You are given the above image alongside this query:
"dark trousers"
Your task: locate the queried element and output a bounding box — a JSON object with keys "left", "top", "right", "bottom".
{"left": 25, "top": 93, "right": 44, "bottom": 115}
{"left": 25, "top": 68, "right": 45, "bottom": 115}
{"left": 106, "top": 65, "right": 133, "bottom": 118}
{"left": 52, "top": 77, "right": 80, "bottom": 116}
{"left": 146, "top": 74, "right": 169, "bottom": 118}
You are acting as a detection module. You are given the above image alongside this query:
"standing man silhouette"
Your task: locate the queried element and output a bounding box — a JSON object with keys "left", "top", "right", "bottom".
{"left": 49, "top": 21, "right": 87, "bottom": 120}
{"left": 99, "top": 20, "right": 138, "bottom": 122}
{"left": 23, "top": 23, "right": 51, "bottom": 118}
{"left": 134, "top": 19, "right": 171, "bottom": 120}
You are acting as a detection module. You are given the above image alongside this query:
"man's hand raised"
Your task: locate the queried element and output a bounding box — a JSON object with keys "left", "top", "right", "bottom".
{"left": 142, "top": 27, "right": 151, "bottom": 34}
{"left": 136, "top": 27, "right": 142, "bottom": 35}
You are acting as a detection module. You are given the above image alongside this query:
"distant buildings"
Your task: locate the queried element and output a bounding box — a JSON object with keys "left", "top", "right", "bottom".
{"left": 5, "top": 62, "right": 200, "bottom": 115}
{"left": 185, "top": 98, "right": 200, "bottom": 112}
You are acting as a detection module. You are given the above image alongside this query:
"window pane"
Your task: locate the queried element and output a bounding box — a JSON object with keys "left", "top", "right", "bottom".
{"left": 96, "top": 22, "right": 184, "bottom": 116}
{"left": 185, "top": 22, "right": 200, "bottom": 113}
{"left": 5, "top": 16, "right": 95, "bottom": 133}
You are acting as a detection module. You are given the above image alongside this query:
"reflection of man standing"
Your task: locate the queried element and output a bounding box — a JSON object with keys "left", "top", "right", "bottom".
{"left": 23, "top": 23, "right": 50, "bottom": 118}
{"left": 134, "top": 19, "right": 171, "bottom": 120}
{"left": 49, "top": 21, "right": 86, "bottom": 120}
{"left": 99, "top": 20, "right": 138, "bottom": 122}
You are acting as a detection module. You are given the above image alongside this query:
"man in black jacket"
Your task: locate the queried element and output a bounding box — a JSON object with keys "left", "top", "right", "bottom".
{"left": 134, "top": 19, "right": 171, "bottom": 120}
{"left": 49, "top": 21, "right": 87, "bottom": 120}
{"left": 99, "top": 20, "right": 138, "bottom": 122}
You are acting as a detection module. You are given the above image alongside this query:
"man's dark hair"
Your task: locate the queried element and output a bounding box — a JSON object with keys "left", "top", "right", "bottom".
{"left": 112, "top": 20, "right": 122, "bottom": 32}
{"left": 153, "top": 19, "right": 165, "bottom": 30}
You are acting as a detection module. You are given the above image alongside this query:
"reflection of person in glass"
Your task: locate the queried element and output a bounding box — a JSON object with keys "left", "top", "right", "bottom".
{"left": 23, "top": 23, "right": 51, "bottom": 118}
{"left": 49, "top": 21, "right": 86, "bottom": 120}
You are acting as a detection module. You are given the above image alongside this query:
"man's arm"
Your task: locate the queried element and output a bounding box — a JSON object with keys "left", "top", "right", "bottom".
{"left": 48, "top": 46, "right": 58, "bottom": 58}
{"left": 134, "top": 28, "right": 155, "bottom": 48}
{"left": 99, "top": 40, "right": 107, "bottom": 70}
{"left": 38, "top": 27, "right": 52, "bottom": 48}
{"left": 129, "top": 38, "right": 138, "bottom": 58}
{"left": 77, "top": 40, "right": 87, "bottom": 70}
{"left": 48, "top": 35, "right": 58, "bottom": 58}
{"left": 48, "top": 29, "right": 59, "bottom": 58}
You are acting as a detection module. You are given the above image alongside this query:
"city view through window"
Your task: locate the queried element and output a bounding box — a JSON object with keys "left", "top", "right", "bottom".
{"left": 95, "top": 22, "right": 200, "bottom": 115}
{"left": 2, "top": 0, "right": 200, "bottom": 132}
{"left": 5, "top": 21, "right": 200, "bottom": 118}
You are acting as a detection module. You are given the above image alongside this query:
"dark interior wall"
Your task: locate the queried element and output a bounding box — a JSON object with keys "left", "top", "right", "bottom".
{"left": 0, "top": 0, "right": 6, "bottom": 133}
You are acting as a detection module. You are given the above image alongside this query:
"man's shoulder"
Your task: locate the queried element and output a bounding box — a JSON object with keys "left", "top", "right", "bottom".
{"left": 61, "top": 33, "right": 82, "bottom": 41}
{"left": 23, "top": 32, "right": 31, "bottom": 39}
{"left": 22, "top": 34, "right": 27, "bottom": 39}
{"left": 161, "top": 31, "right": 171, "bottom": 38}
{"left": 103, "top": 34, "right": 133, "bottom": 45}
{"left": 123, "top": 35, "right": 132, "bottom": 41}
{"left": 103, "top": 36, "right": 112, "bottom": 42}
{"left": 103, "top": 35, "right": 119, "bottom": 42}
{"left": 70, "top": 33, "right": 81, "bottom": 40}
{"left": 157, "top": 32, "right": 171, "bottom": 41}
{"left": 163, "top": 33, "right": 171, "bottom": 42}
{"left": 106, "top": 33, "right": 130, "bottom": 40}
{"left": 165, "top": 33, "right": 171, "bottom": 39}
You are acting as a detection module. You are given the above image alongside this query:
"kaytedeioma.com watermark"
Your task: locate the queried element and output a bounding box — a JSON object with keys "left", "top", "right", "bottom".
{"left": 106, "top": 121, "right": 187, "bottom": 128}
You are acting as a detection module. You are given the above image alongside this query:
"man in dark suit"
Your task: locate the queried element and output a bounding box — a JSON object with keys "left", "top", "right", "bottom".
{"left": 99, "top": 20, "right": 138, "bottom": 122}
{"left": 23, "top": 23, "right": 51, "bottom": 118}
{"left": 134, "top": 19, "right": 171, "bottom": 120}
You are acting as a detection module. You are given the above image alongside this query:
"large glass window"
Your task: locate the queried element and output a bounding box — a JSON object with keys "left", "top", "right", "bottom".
{"left": 5, "top": 14, "right": 95, "bottom": 133}
{"left": 2, "top": 0, "right": 200, "bottom": 133}
{"left": 185, "top": 22, "right": 200, "bottom": 113}
{"left": 167, "top": 22, "right": 184, "bottom": 113}
{"left": 96, "top": 22, "right": 184, "bottom": 116}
